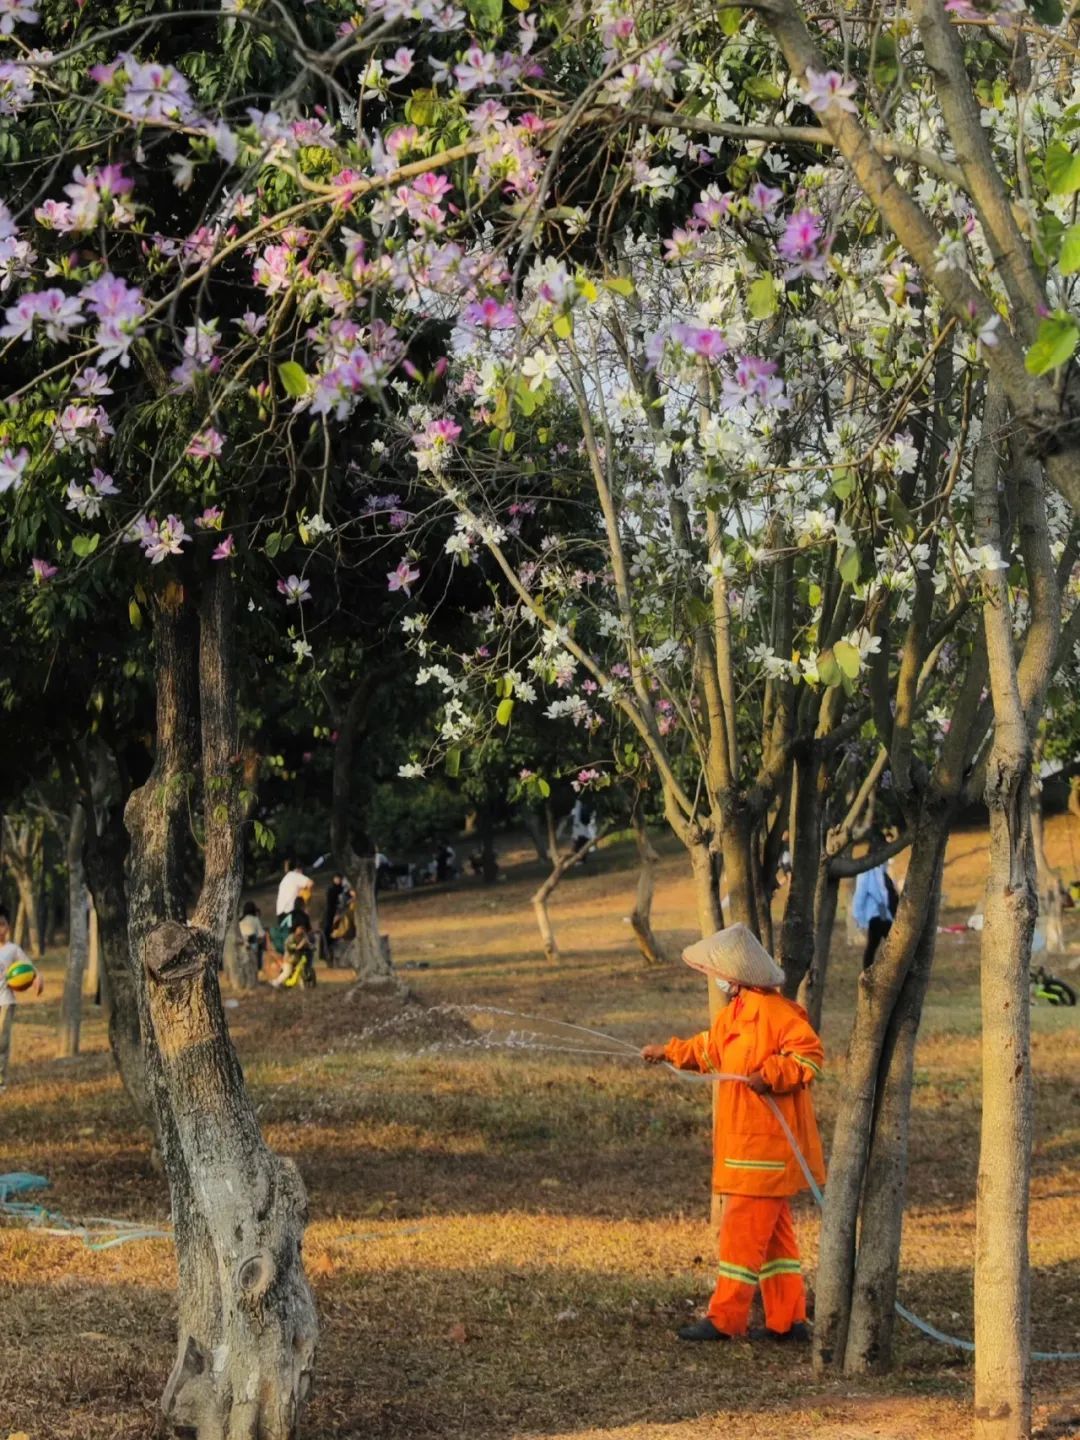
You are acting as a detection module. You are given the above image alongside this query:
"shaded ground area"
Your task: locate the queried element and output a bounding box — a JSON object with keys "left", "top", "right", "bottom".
{"left": 2, "top": 818, "right": 1079, "bottom": 1439}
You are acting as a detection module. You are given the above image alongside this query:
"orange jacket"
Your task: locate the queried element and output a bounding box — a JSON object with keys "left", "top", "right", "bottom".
{"left": 663, "top": 988, "right": 826, "bottom": 1197}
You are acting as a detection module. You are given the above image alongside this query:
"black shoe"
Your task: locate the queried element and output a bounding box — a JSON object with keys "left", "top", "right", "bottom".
{"left": 677, "top": 1318, "right": 734, "bottom": 1342}
{"left": 749, "top": 1321, "right": 811, "bottom": 1344}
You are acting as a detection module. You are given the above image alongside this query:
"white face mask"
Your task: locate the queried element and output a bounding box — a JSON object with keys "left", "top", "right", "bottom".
{"left": 714, "top": 977, "right": 737, "bottom": 995}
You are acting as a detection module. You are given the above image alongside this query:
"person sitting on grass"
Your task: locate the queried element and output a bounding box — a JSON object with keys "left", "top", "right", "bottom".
{"left": 271, "top": 916, "right": 315, "bottom": 989}
{"left": 641, "top": 924, "right": 825, "bottom": 1344}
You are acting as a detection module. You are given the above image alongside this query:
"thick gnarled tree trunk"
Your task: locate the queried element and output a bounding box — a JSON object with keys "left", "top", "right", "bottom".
{"left": 127, "top": 573, "right": 316, "bottom": 1439}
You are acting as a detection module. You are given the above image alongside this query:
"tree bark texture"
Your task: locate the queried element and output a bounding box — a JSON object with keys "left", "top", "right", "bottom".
{"left": 84, "top": 799, "right": 154, "bottom": 1128}
{"left": 329, "top": 681, "right": 398, "bottom": 990}
{"left": 812, "top": 801, "right": 956, "bottom": 1373}
{"left": 58, "top": 801, "right": 89, "bottom": 1059}
{"left": 629, "top": 815, "right": 665, "bottom": 964}
{"left": 126, "top": 573, "right": 317, "bottom": 1440}
{"left": 3, "top": 816, "right": 44, "bottom": 958}
{"left": 798, "top": 855, "right": 839, "bottom": 1032}
{"left": 843, "top": 866, "right": 943, "bottom": 1371}
{"left": 531, "top": 838, "right": 593, "bottom": 962}
{"left": 1030, "top": 781, "right": 1064, "bottom": 954}
{"left": 971, "top": 387, "right": 1056, "bottom": 1440}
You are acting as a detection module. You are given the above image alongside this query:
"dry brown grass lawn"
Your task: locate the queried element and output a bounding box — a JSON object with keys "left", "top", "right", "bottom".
{"left": 2, "top": 817, "right": 1079, "bottom": 1439}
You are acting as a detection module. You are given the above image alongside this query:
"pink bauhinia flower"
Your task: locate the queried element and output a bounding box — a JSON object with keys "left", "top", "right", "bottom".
{"left": 0, "top": 444, "right": 29, "bottom": 492}
{"left": 777, "top": 209, "right": 831, "bottom": 281}
{"left": 30, "top": 557, "right": 57, "bottom": 583}
{"left": 461, "top": 296, "right": 516, "bottom": 330}
{"left": 212, "top": 534, "right": 235, "bottom": 561}
{"left": 387, "top": 559, "right": 420, "bottom": 595}
{"left": 277, "top": 574, "right": 310, "bottom": 604}
{"left": 142, "top": 515, "right": 191, "bottom": 564}
{"left": 801, "top": 68, "right": 859, "bottom": 114}
{"left": 186, "top": 427, "right": 224, "bottom": 460}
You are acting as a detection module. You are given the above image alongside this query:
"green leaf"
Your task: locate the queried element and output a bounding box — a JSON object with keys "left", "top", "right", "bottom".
{"left": 839, "top": 546, "right": 861, "bottom": 585}
{"left": 1045, "top": 141, "right": 1080, "bottom": 196}
{"left": 72, "top": 533, "right": 100, "bottom": 557}
{"left": 743, "top": 75, "right": 783, "bottom": 102}
{"left": 719, "top": 4, "right": 743, "bottom": 34}
{"left": 552, "top": 313, "right": 573, "bottom": 340}
{"left": 1025, "top": 314, "right": 1080, "bottom": 375}
{"left": 467, "top": 0, "right": 502, "bottom": 29}
{"left": 496, "top": 697, "right": 515, "bottom": 726}
{"left": 1031, "top": 0, "right": 1063, "bottom": 25}
{"left": 445, "top": 748, "right": 462, "bottom": 778}
{"left": 817, "top": 649, "right": 841, "bottom": 688}
{"left": 832, "top": 470, "right": 855, "bottom": 500}
{"left": 515, "top": 379, "right": 539, "bottom": 415}
{"left": 277, "top": 361, "right": 310, "bottom": 398}
{"left": 265, "top": 531, "right": 283, "bottom": 558}
{"left": 887, "top": 491, "right": 915, "bottom": 539}
{"left": 129, "top": 598, "right": 143, "bottom": 630}
{"left": 1060, "top": 224, "right": 1080, "bottom": 276}
{"left": 405, "top": 89, "right": 438, "bottom": 126}
{"left": 603, "top": 276, "right": 636, "bottom": 297}
{"left": 538, "top": 777, "right": 551, "bottom": 798}
{"left": 747, "top": 275, "right": 777, "bottom": 320}
{"left": 833, "top": 639, "right": 862, "bottom": 680}
{"left": 807, "top": 582, "right": 822, "bottom": 608}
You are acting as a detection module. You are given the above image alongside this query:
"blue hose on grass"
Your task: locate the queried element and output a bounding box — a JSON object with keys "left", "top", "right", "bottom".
{"left": 0, "top": 1172, "right": 170, "bottom": 1250}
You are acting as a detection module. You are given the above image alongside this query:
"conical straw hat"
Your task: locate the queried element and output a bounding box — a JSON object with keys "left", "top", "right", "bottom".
{"left": 682, "top": 923, "right": 785, "bottom": 989}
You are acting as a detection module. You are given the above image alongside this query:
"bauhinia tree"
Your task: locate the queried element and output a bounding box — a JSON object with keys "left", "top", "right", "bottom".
{"left": 4, "top": 0, "right": 1078, "bottom": 1431}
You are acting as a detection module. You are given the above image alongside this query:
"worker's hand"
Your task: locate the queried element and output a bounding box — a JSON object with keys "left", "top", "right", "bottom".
{"left": 744, "top": 1071, "right": 771, "bottom": 1095}
{"left": 641, "top": 1044, "right": 667, "bottom": 1064}
{"left": 32, "top": 972, "right": 44, "bottom": 997}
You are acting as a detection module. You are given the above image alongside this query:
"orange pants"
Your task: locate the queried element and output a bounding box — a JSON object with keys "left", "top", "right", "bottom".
{"left": 707, "top": 1194, "right": 806, "bottom": 1336}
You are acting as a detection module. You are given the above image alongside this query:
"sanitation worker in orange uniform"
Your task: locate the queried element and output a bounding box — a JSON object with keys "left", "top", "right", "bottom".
{"left": 642, "top": 924, "right": 825, "bottom": 1343}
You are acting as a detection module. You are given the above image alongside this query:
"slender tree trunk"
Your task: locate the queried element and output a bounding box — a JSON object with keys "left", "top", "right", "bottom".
{"left": 798, "top": 855, "right": 839, "bottom": 1031}
{"left": 223, "top": 924, "right": 260, "bottom": 991}
{"left": 531, "top": 841, "right": 592, "bottom": 961}
{"left": 971, "top": 389, "right": 1054, "bottom": 1440}
{"left": 778, "top": 746, "right": 822, "bottom": 995}
{"left": 629, "top": 815, "right": 664, "bottom": 963}
{"left": 844, "top": 862, "right": 943, "bottom": 1371}
{"left": 84, "top": 804, "right": 154, "bottom": 1128}
{"left": 13, "top": 895, "right": 27, "bottom": 947}
{"left": 126, "top": 573, "right": 317, "bottom": 1439}
{"left": 974, "top": 759, "right": 1036, "bottom": 1440}
{"left": 330, "top": 680, "right": 398, "bottom": 991}
{"left": 347, "top": 858, "right": 396, "bottom": 988}
{"left": 87, "top": 902, "right": 99, "bottom": 1004}
{"left": 813, "top": 804, "right": 951, "bottom": 1372}
{"left": 688, "top": 833, "right": 722, "bottom": 939}
{"left": 1030, "top": 781, "right": 1064, "bottom": 953}
{"left": 10, "top": 841, "right": 43, "bottom": 958}
{"left": 58, "top": 802, "right": 89, "bottom": 1059}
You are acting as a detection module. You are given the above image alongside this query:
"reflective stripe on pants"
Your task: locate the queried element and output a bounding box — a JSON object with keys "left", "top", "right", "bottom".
{"left": 706, "top": 1193, "right": 806, "bottom": 1337}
